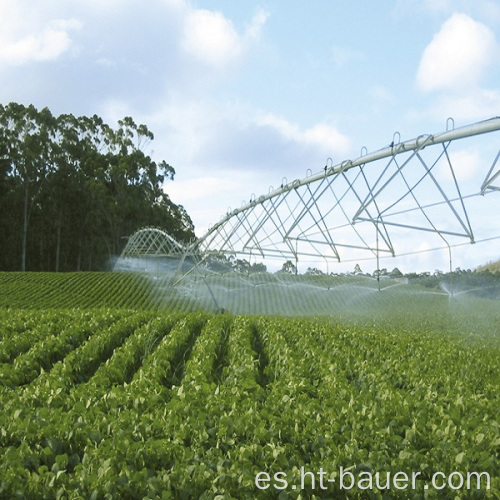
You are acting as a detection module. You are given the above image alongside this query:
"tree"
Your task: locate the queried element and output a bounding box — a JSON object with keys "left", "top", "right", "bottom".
{"left": 0, "top": 103, "right": 194, "bottom": 271}
{"left": 305, "top": 267, "right": 324, "bottom": 275}
{"left": 280, "top": 260, "right": 297, "bottom": 274}
{"left": 0, "top": 103, "right": 57, "bottom": 270}
{"left": 232, "top": 258, "right": 251, "bottom": 274}
{"left": 250, "top": 262, "right": 267, "bottom": 273}
{"left": 390, "top": 267, "right": 403, "bottom": 278}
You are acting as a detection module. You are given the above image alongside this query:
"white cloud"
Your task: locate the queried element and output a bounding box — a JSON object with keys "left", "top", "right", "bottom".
{"left": 422, "top": 0, "right": 453, "bottom": 14}
{"left": 181, "top": 9, "right": 242, "bottom": 67}
{"left": 167, "top": 176, "right": 242, "bottom": 203}
{"left": 257, "top": 113, "right": 351, "bottom": 158}
{"left": 0, "top": 1, "right": 268, "bottom": 112}
{"left": 180, "top": 6, "right": 268, "bottom": 69}
{"left": 244, "top": 8, "right": 270, "bottom": 42}
{"left": 0, "top": 8, "right": 81, "bottom": 65}
{"left": 426, "top": 88, "right": 500, "bottom": 122}
{"left": 416, "top": 13, "right": 497, "bottom": 92}
{"left": 140, "top": 98, "right": 353, "bottom": 236}
{"left": 331, "top": 45, "right": 364, "bottom": 68}
{"left": 448, "top": 149, "right": 481, "bottom": 182}
{"left": 304, "top": 124, "right": 351, "bottom": 154}
{"left": 435, "top": 148, "right": 481, "bottom": 183}
{"left": 165, "top": 172, "right": 263, "bottom": 236}
{"left": 144, "top": 98, "right": 351, "bottom": 179}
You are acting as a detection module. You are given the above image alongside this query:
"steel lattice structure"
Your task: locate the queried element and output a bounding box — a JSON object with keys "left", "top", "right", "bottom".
{"left": 192, "top": 117, "right": 500, "bottom": 269}
{"left": 119, "top": 227, "right": 186, "bottom": 258}
{"left": 117, "top": 117, "right": 500, "bottom": 275}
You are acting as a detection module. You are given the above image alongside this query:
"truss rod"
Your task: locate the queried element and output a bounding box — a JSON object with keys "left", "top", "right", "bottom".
{"left": 369, "top": 191, "right": 479, "bottom": 219}
{"left": 481, "top": 150, "right": 500, "bottom": 194}
{"left": 355, "top": 218, "right": 470, "bottom": 238}
{"left": 197, "top": 116, "right": 500, "bottom": 246}
{"left": 285, "top": 236, "right": 393, "bottom": 253}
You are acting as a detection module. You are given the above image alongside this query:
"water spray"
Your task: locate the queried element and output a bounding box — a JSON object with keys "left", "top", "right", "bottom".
{"left": 172, "top": 249, "right": 222, "bottom": 313}
{"left": 113, "top": 118, "right": 500, "bottom": 315}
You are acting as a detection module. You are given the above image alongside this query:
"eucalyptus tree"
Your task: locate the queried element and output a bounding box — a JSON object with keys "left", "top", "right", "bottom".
{"left": 0, "top": 103, "right": 194, "bottom": 271}
{"left": 0, "top": 103, "right": 57, "bottom": 271}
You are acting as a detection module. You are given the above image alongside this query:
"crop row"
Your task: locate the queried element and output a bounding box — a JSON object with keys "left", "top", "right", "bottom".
{"left": 0, "top": 272, "right": 167, "bottom": 310}
{"left": 0, "top": 310, "right": 499, "bottom": 498}
{"left": 3, "top": 271, "right": 500, "bottom": 325}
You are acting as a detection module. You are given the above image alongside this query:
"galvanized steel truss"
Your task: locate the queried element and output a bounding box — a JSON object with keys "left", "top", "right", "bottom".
{"left": 119, "top": 227, "right": 186, "bottom": 257}
{"left": 195, "top": 117, "right": 500, "bottom": 267}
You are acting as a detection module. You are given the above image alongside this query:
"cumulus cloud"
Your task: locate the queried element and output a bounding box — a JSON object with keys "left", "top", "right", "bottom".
{"left": 0, "top": 0, "right": 345, "bottom": 236}
{"left": 0, "top": 1, "right": 81, "bottom": 65}
{"left": 416, "top": 13, "right": 497, "bottom": 92}
{"left": 427, "top": 88, "right": 500, "bottom": 122}
{"left": 434, "top": 148, "right": 481, "bottom": 183}
{"left": 244, "top": 8, "right": 270, "bottom": 42}
{"left": 257, "top": 114, "right": 351, "bottom": 158}
{"left": 201, "top": 111, "right": 351, "bottom": 180}
{"left": 142, "top": 97, "right": 352, "bottom": 236}
{"left": 146, "top": 97, "right": 351, "bottom": 179}
{"left": 447, "top": 149, "right": 482, "bottom": 182}
{"left": 181, "top": 9, "right": 242, "bottom": 67}
{"left": 180, "top": 7, "right": 268, "bottom": 68}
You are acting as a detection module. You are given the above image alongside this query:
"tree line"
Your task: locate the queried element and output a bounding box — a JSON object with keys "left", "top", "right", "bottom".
{"left": 0, "top": 102, "right": 195, "bottom": 271}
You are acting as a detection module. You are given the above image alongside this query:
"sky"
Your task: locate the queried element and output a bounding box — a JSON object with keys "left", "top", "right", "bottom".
{"left": 1, "top": 0, "right": 499, "bottom": 273}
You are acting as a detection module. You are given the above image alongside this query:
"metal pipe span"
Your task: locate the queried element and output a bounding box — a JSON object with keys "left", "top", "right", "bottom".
{"left": 198, "top": 116, "right": 500, "bottom": 244}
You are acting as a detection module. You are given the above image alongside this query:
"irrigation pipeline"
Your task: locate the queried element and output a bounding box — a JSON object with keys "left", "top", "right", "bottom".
{"left": 116, "top": 117, "right": 500, "bottom": 294}
{"left": 196, "top": 117, "right": 500, "bottom": 246}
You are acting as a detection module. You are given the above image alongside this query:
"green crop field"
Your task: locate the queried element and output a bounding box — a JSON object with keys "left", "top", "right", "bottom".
{"left": 0, "top": 272, "right": 499, "bottom": 499}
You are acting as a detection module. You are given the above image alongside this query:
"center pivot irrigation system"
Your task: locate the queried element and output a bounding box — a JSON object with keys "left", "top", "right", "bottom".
{"left": 117, "top": 117, "right": 500, "bottom": 284}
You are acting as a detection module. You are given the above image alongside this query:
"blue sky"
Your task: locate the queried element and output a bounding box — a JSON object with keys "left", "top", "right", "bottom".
{"left": 1, "top": 0, "right": 499, "bottom": 272}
